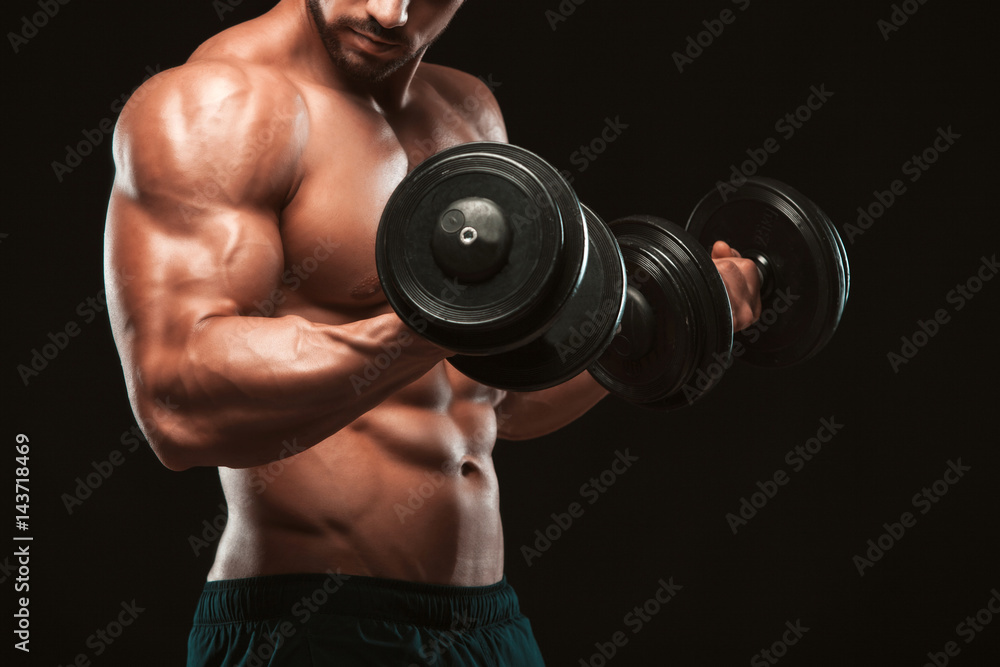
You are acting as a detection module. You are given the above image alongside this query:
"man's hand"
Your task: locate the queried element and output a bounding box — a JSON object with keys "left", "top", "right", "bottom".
{"left": 711, "top": 241, "right": 762, "bottom": 331}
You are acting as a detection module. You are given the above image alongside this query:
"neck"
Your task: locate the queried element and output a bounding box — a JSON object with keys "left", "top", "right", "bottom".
{"left": 277, "top": 0, "right": 423, "bottom": 112}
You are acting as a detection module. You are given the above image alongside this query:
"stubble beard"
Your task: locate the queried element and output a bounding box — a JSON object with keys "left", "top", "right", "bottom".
{"left": 306, "top": 0, "right": 430, "bottom": 84}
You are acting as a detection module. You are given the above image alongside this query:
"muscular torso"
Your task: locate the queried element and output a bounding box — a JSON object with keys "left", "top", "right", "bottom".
{"left": 194, "top": 21, "right": 509, "bottom": 586}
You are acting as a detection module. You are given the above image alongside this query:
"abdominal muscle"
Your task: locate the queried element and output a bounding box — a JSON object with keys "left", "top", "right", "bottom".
{"left": 207, "top": 363, "right": 508, "bottom": 587}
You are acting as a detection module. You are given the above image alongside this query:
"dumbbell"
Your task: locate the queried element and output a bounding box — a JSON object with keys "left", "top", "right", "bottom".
{"left": 375, "top": 142, "right": 849, "bottom": 408}
{"left": 590, "top": 179, "right": 850, "bottom": 408}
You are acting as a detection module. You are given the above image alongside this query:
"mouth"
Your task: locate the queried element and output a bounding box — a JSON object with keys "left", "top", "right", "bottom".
{"left": 349, "top": 28, "right": 403, "bottom": 53}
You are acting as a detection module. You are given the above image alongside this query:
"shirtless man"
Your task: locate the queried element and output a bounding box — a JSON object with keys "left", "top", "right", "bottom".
{"left": 104, "top": 1, "right": 762, "bottom": 664}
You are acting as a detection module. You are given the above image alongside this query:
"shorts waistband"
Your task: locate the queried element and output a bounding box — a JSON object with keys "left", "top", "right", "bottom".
{"left": 191, "top": 573, "right": 520, "bottom": 630}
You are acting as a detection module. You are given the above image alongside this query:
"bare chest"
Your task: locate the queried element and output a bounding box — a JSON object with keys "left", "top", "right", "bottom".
{"left": 274, "top": 90, "right": 486, "bottom": 320}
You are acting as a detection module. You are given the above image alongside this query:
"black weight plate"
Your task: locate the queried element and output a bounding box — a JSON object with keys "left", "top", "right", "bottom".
{"left": 450, "top": 205, "right": 626, "bottom": 391}
{"left": 687, "top": 177, "right": 849, "bottom": 366}
{"left": 590, "top": 216, "right": 734, "bottom": 410}
{"left": 376, "top": 142, "right": 586, "bottom": 355}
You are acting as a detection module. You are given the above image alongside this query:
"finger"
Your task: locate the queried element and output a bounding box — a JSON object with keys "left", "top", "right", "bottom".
{"left": 715, "top": 261, "right": 747, "bottom": 330}
{"left": 733, "top": 302, "right": 756, "bottom": 332}
{"left": 717, "top": 258, "right": 763, "bottom": 331}
{"left": 736, "top": 257, "right": 761, "bottom": 295}
{"left": 735, "top": 258, "right": 762, "bottom": 322}
{"left": 711, "top": 241, "right": 738, "bottom": 260}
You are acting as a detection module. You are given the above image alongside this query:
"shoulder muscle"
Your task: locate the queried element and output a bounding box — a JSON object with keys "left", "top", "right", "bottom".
{"left": 419, "top": 63, "right": 507, "bottom": 142}
{"left": 112, "top": 59, "right": 307, "bottom": 218}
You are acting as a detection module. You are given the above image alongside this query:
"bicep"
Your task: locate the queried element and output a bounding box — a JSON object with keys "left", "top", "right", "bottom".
{"left": 105, "top": 190, "right": 285, "bottom": 352}
{"left": 104, "top": 63, "right": 301, "bottom": 366}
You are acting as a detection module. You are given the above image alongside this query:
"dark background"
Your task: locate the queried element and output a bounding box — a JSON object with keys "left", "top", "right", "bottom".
{"left": 4, "top": 1, "right": 998, "bottom": 665}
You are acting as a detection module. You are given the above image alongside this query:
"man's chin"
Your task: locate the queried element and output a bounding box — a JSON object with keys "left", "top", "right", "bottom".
{"left": 333, "top": 49, "right": 411, "bottom": 83}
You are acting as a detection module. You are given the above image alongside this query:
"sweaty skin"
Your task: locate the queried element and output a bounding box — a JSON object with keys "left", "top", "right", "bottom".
{"left": 104, "top": 0, "right": 760, "bottom": 587}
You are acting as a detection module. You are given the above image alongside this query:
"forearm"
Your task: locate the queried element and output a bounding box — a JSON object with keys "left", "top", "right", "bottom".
{"left": 135, "top": 312, "right": 445, "bottom": 469}
{"left": 496, "top": 371, "right": 610, "bottom": 441}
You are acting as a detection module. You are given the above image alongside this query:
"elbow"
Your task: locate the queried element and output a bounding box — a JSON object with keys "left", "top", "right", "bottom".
{"left": 495, "top": 418, "right": 546, "bottom": 442}
{"left": 496, "top": 427, "right": 546, "bottom": 442}
{"left": 133, "top": 389, "right": 210, "bottom": 471}
{"left": 130, "top": 353, "right": 213, "bottom": 471}
{"left": 151, "top": 437, "right": 197, "bottom": 471}
{"left": 142, "top": 415, "right": 206, "bottom": 472}
{"left": 154, "top": 449, "right": 195, "bottom": 472}
{"left": 136, "top": 394, "right": 279, "bottom": 471}
{"left": 494, "top": 398, "right": 535, "bottom": 441}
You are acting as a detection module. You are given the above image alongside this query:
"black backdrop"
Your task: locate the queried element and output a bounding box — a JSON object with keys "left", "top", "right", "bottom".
{"left": 5, "top": 1, "right": 999, "bottom": 665}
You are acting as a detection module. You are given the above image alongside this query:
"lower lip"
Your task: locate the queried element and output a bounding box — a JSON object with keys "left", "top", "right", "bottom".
{"left": 350, "top": 30, "right": 400, "bottom": 54}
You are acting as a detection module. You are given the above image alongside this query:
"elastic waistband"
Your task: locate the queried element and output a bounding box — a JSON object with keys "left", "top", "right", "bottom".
{"left": 191, "top": 573, "right": 520, "bottom": 630}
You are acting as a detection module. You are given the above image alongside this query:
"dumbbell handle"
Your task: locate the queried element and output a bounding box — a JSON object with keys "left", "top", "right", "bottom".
{"left": 737, "top": 249, "right": 775, "bottom": 300}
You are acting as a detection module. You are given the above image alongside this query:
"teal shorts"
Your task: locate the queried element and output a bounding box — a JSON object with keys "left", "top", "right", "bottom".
{"left": 186, "top": 572, "right": 545, "bottom": 666}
